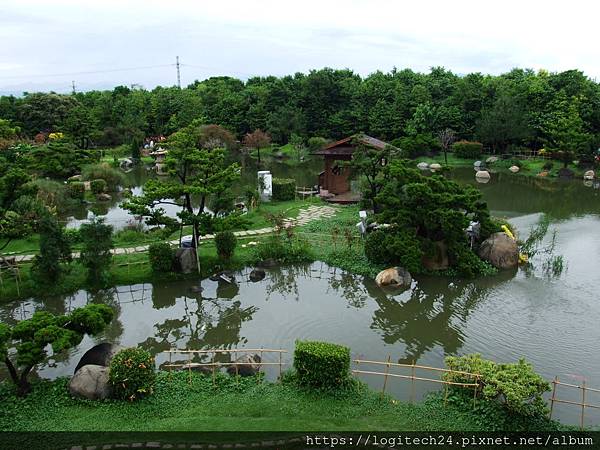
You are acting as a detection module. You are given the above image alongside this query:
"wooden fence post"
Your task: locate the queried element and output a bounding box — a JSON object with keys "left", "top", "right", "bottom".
{"left": 278, "top": 351, "right": 282, "bottom": 381}
{"left": 381, "top": 355, "right": 391, "bottom": 399}
{"left": 549, "top": 376, "right": 558, "bottom": 420}
{"left": 581, "top": 380, "right": 587, "bottom": 430}
{"left": 410, "top": 360, "right": 416, "bottom": 404}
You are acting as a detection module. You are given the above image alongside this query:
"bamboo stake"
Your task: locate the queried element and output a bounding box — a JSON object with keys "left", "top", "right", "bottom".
{"left": 278, "top": 351, "right": 282, "bottom": 380}
{"left": 581, "top": 380, "right": 587, "bottom": 430}
{"left": 549, "top": 376, "right": 558, "bottom": 420}
{"left": 211, "top": 352, "right": 216, "bottom": 388}
{"left": 187, "top": 352, "right": 192, "bottom": 384}
{"left": 410, "top": 360, "right": 415, "bottom": 404}
{"left": 168, "top": 350, "right": 172, "bottom": 381}
{"left": 381, "top": 355, "right": 391, "bottom": 399}
{"left": 235, "top": 349, "right": 239, "bottom": 386}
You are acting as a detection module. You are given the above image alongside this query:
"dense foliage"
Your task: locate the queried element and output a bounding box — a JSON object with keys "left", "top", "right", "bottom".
{"left": 122, "top": 120, "right": 241, "bottom": 245}
{"left": 31, "top": 214, "right": 72, "bottom": 284}
{"left": 147, "top": 242, "right": 174, "bottom": 273}
{"left": 452, "top": 140, "right": 483, "bottom": 159}
{"left": 79, "top": 218, "right": 114, "bottom": 287}
{"left": 293, "top": 340, "right": 351, "bottom": 389}
{"left": 363, "top": 159, "right": 498, "bottom": 276}
{"left": 1, "top": 67, "right": 598, "bottom": 160}
{"left": 0, "top": 304, "right": 113, "bottom": 396}
{"left": 214, "top": 231, "right": 237, "bottom": 260}
{"left": 271, "top": 178, "right": 296, "bottom": 201}
{"left": 445, "top": 354, "right": 551, "bottom": 419}
{"left": 109, "top": 347, "right": 156, "bottom": 401}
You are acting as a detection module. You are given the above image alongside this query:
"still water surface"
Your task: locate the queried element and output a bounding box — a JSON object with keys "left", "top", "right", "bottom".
{"left": 3, "top": 165, "right": 600, "bottom": 426}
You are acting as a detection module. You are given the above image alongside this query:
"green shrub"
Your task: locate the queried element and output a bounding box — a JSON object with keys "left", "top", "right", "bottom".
{"left": 398, "top": 133, "right": 441, "bottom": 158}
{"left": 148, "top": 242, "right": 174, "bottom": 273}
{"left": 364, "top": 229, "right": 423, "bottom": 273}
{"left": 90, "top": 179, "right": 107, "bottom": 194}
{"left": 30, "top": 179, "right": 70, "bottom": 211}
{"left": 79, "top": 218, "right": 113, "bottom": 288}
{"left": 67, "top": 182, "right": 85, "bottom": 200}
{"left": 215, "top": 231, "right": 237, "bottom": 260}
{"left": 82, "top": 163, "right": 125, "bottom": 191}
{"left": 251, "top": 235, "right": 313, "bottom": 264}
{"left": 445, "top": 354, "right": 551, "bottom": 418}
{"left": 272, "top": 178, "right": 295, "bottom": 201}
{"left": 294, "top": 340, "right": 350, "bottom": 389}
{"left": 307, "top": 137, "right": 328, "bottom": 152}
{"left": 507, "top": 158, "right": 523, "bottom": 168}
{"left": 63, "top": 228, "right": 82, "bottom": 245}
{"left": 109, "top": 347, "right": 156, "bottom": 401}
{"left": 542, "top": 161, "right": 554, "bottom": 171}
{"left": 452, "top": 140, "right": 483, "bottom": 159}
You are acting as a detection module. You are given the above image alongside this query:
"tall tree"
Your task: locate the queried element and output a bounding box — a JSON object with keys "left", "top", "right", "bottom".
{"left": 243, "top": 129, "right": 271, "bottom": 164}
{"left": 123, "top": 122, "right": 241, "bottom": 247}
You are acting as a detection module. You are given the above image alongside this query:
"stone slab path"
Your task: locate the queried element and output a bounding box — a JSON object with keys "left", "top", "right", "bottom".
{"left": 2, "top": 205, "right": 339, "bottom": 263}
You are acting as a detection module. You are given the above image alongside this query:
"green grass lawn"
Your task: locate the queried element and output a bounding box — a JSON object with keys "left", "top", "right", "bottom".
{"left": 0, "top": 372, "right": 487, "bottom": 434}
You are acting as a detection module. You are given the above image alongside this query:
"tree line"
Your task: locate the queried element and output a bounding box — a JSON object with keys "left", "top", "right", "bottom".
{"left": 1, "top": 67, "right": 599, "bottom": 158}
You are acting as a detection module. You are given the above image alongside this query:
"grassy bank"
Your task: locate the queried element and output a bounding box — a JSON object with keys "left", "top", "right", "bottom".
{"left": 415, "top": 154, "right": 586, "bottom": 178}
{"left": 0, "top": 371, "right": 561, "bottom": 434}
{"left": 0, "top": 202, "right": 378, "bottom": 303}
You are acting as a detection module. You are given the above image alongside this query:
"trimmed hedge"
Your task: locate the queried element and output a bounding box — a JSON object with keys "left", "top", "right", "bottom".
{"left": 109, "top": 347, "right": 156, "bottom": 401}
{"left": 90, "top": 179, "right": 107, "bottom": 194}
{"left": 148, "top": 242, "right": 174, "bottom": 273}
{"left": 272, "top": 178, "right": 295, "bottom": 201}
{"left": 294, "top": 340, "right": 350, "bottom": 389}
{"left": 215, "top": 231, "right": 237, "bottom": 260}
{"left": 68, "top": 181, "right": 85, "bottom": 200}
{"left": 452, "top": 140, "right": 483, "bottom": 159}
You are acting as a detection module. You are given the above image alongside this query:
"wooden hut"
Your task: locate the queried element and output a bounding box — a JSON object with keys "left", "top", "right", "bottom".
{"left": 313, "top": 134, "right": 390, "bottom": 202}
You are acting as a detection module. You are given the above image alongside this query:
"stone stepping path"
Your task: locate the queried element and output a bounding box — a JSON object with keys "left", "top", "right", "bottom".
{"left": 2, "top": 206, "right": 339, "bottom": 263}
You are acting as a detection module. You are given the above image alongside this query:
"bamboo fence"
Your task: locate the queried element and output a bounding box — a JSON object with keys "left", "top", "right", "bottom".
{"left": 161, "top": 348, "right": 287, "bottom": 387}
{"left": 549, "top": 376, "right": 600, "bottom": 430}
{"left": 352, "top": 358, "right": 481, "bottom": 409}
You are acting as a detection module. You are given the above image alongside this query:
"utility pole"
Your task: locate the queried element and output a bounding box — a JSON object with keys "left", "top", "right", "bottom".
{"left": 71, "top": 80, "right": 76, "bottom": 95}
{"left": 176, "top": 56, "right": 181, "bottom": 88}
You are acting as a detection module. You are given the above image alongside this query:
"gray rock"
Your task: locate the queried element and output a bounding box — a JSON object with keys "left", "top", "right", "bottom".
{"left": 256, "top": 258, "right": 278, "bottom": 268}
{"left": 508, "top": 165, "right": 520, "bottom": 173}
{"left": 416, "top": 162, "right": 429, "bottom": 170}
{"left": 486, "top": 156, "right": 499, "bottom": 164}
{"left": 249, "top": 269, "right": 266, "bottom": 282}
{"left": 75, "top": 343, "right": 122, "bottom": 374}
{"left": 96, "top": 193, "right": 112, "bottom": 201}
{"left": 69, "top": 364, "right": 112, "bottom": 400}
{"left": 583, "top": 170, "right": 595, "bottom": 180}
{"left": 226, "top": 354, "right": 262, "bottom": 377}
{"left": 478, "top": 232, "right": 519, "bottom": 269}
{"left": 375, "top": 267, "right": 412, "bottom": 288}
{"left": 474, "top": 160, "right": 485, "bottom": 168}
{"left": 475, "top": 170, "right": 490, "bottom": 179}
{"left": 429, "top": 163, "right": 442, "bottom": 171}
{"left": 175, "top": 248, "right": 197, "bottom": 274}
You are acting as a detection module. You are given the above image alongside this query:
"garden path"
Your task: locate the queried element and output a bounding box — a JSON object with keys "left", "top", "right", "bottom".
{"left": 5, "top": 205, "right": 339, "bottom": 263}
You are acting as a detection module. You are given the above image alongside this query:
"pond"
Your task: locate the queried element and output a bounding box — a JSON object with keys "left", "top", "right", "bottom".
{"left": 3, "top": 165, "right": 600, "bottom": 426}
{"left": 63, "top": 156, "right": 323, "bottom": 230}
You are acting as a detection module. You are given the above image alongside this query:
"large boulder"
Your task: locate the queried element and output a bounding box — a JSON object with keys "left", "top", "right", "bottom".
{"left": 226, "top": 354, "right": 262, "bottom": 377}
{"left": 429, "top": 163, "right": 442, "bottom": 171}
{"left": 509, "top": 165, "right": 520, "bottom": 173}
{"left": 486, "top": 156, "right": 499, "bottom": 164}
{"left": 375, "top": 267, "right": 412, "bottom": 288}
{"left": 249, "top": 268, "right": 266, "bottom": 282}
{"left": 583, "top": 170, "right": 595, "bottom": 180}
{"left": 416, "top": 162, "right": 429, "bottom": 170}
{"left": 69, "top": 364, "right": 112, "bottom": 400}
{"left": 422, "top": 241, "right": 449, "bottom": 271}
{"left": 475, "top": 170, "right": 490, "bottom": 180}
{"left": 175, "top": 248, "right": 197, "bottom": 274}
{"left": 97, "top": 193, "right": 112, "bottom": 201}
{"left": 478, "top": 232, "right": 519, "bottom": 269}
{"left": 74, "top": 342, "right": 122, "bottom": 374}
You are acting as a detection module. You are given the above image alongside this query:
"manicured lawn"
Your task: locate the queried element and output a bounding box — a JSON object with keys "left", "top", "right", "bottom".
{"left": 0, "top": 372, "right": 485, "bottom": 433}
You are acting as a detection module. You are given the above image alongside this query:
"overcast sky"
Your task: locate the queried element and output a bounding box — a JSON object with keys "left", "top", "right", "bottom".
{"left": 1, "top": 0, "right": 599, "bottom": 94}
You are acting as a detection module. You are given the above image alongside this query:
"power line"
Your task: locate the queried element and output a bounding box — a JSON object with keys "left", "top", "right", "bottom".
{"left": 0, "top": 64, "right": 176, "bottom": 80}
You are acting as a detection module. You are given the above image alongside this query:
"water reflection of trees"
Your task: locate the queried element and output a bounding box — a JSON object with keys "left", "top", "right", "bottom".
{"left": 366, "top": 271, "right": 516, "bottom": 364}
{"left": 265, "top": 264, "right": 312, "bottom": 301}
{"left": 142, "top": 283, "right": 257, "bottom": 367}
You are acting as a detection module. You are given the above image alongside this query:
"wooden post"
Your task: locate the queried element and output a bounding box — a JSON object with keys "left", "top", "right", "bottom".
{"left": 278, "top": 351, "right": 282, "bottom": 381}
{"left": 549, "top": 376, "right": 558, "bottom": 420}
{"left": 444, "top": 383, "right": 449, "bottom": 408}
{"left": 410, "top": 360, "right": 416, "bottom": 404}
{"left": 193, "top": 221, "right": 201, "bottom": 276}
{"left": 234, "top": 350, "right": 239, "bottom": 386}
{"left": 381, "top": 355, "right": 391, "bottom": 399}
{"left": 168, "top": 350, "right": 172, "bottom": 381}
{"left": 581, "top": 380, "right": 587, "bottom": 430}
{"left": 472, "top": 379, "right": 478, "bottom": 410}
{"left": 258, "top": 347, "right": 263, "bottom": 384}
{"left": 187, "top": 352, "right": 192, "bottom": 385}
{"left": 211, "top": 352, "right": 216, "bottom": 388}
